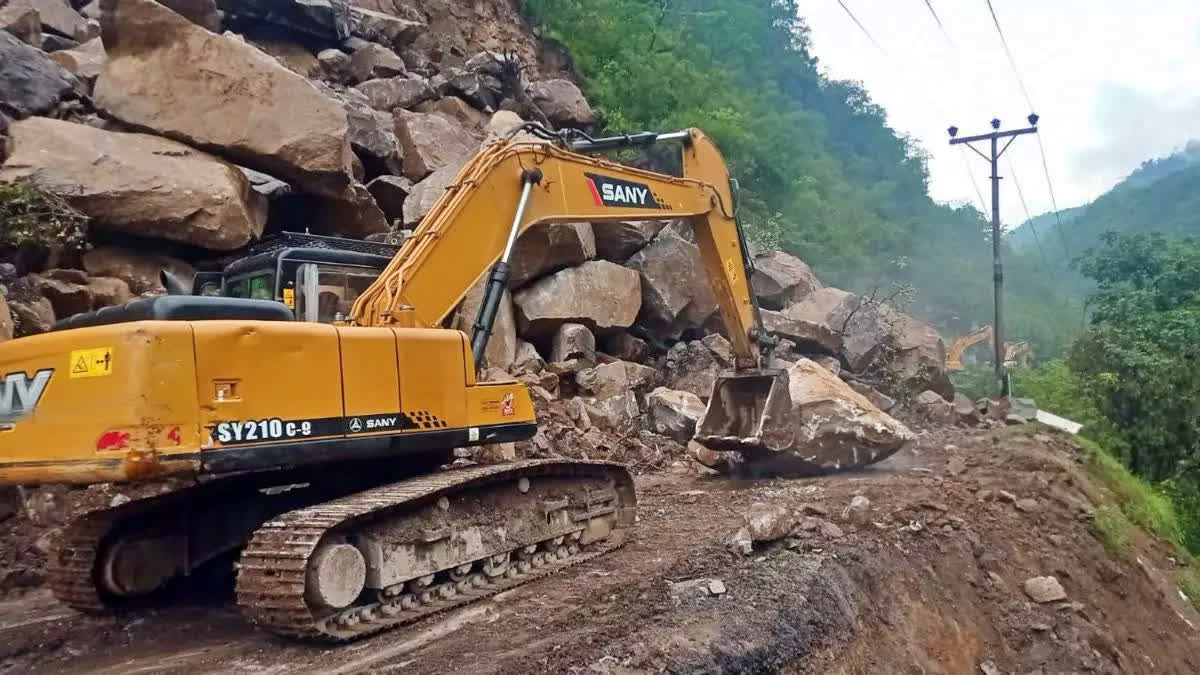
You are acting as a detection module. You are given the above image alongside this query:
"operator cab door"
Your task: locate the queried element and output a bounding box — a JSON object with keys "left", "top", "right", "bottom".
{"left": 294, "top": 263, "right": 380, "bottom": 324}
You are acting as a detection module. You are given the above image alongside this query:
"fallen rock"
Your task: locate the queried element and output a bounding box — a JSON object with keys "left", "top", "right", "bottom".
{"left": 355, "top": 75, "right": 433, "bottom": 112}
{"left": 624, "top": 222, "right": 717, "bottom": 338}
{"left": 402, "top": 160, "right": 462, "bottom": 225}
{"left": 820, "top": 521, "right": 845, "bottom": 539}
{"left": 509, "top": 222, "right": 596, "bottom": 288}
{"left": 48, "top": 36, "right": 105, "bottom": 86}
{"left": 9, "top": 296, "right": 54, "bottom": 335}
{"left": 348, "top": 5, "right": 422, "bottom": 48}
{"left": 454, "top": 275, "right": 516, "bottom": 369}
{"left": 646, "top": 386, "right": 705, "bottom": 442}
{"left": 701, "top": 333, "right": 735, "bottom": 367}
{"left": 365, "top": 174, "right": 411, "bottom": 222}
{"left": 349, "top": 43, "right": 406, "bottom": 82}
{"left": 550, "top": 322, "right": 595, "bottom": 363}
{"left": 592, "top": 219, "right": 666, "bottom": 262}
{"left": 444, "top": 69, "right": 495, "bottom": 111}
{"left": 97, "top": 0, "right": 356, "bottom": 196}
{"left": 575, "top": 361, "right": 628, "bottom": 399}
{"left": 393, "top": 108, "right": 474, "bottom": 180}
{"left": 761, "top": 359, "right": 914, "bottom": 473}
{"left": 842, "top": 495, "right": 871, "bottom": 525}
{"left": 1023, "top": 576, "right": 1067, "bottom": 603}
{"left": 1015, "top": 498, "right": 1040, "bottom": 513}
{"left": 27, "top": 0, "right": 92, "bottom": 42}
{"left": 82, "top": 246, "right": 195, "bottom": 295}
{"left": 848, "top": 381, "right": 896, "bottom": 412}
{"left": 0, "top": 29, "right": 78, "bottom": 117}
{"left": 34, "top": 275, "right": 92, "bottom": 317}
{"left": 751, "top": 250, "right": 822, "bottom": 309}
{"left": 247, "top": 34, "right": 321, "bottom": 78}
{"left": 1005, "top": 414, "right": 1027, "bottom": 426}
{"left": 511, "top": 339, "right": 544, "bottom": 375}
{"left": 814, "top": 356, "right": 841, "bottom": 376}
{"left": 946, "top": 456, "right": 967, "bottom": 476}
{"left": 953, "top": 392, "right": 982, "bottom": 424}
{"left": 585, "top": 391, "right": 638, "bottom": 431}
{"left": 916, "top": 389, "right": 956, "bottom": 425}
{"left": 513, "top": 261, "right": 641, "bottom": 338}
{"left": 0, "top": 3, "right": 42, "bottom": 46}
{"left": 1, "top": 117, "right": 266, "bottom": 250}
{"left": 728, "top": 526, "right": 753, "bottom": 555}
{"left": 218, "top": 0, "right": 351, "bottom": 41}
{"left": 317, "top": 47, "right": 351, "bottom": 82}
{"left": 744, "top": 502, "right": 795, "bottom": 542}
{"left": 759, "top": 309, "right": 842, "bottom": 355}
{"left": 667, "top": 577, "right": 721, "bottom": 604}
{"left": 315, "top": 83, "right": 403, "bottom": 177}
{"left": 87, "top": 276, "right": 133, "bottom": 308}
{"left": 663, "top": 340, "right": 721, "bottom": 400}
{"left": 414, "top": 96, "right": 489, "bottom": 132}
{"left": 602, "top": 332, "right": 650, "bottom": 364}
{"left": 528, "top": 78, "right": 593, "bottom": 127}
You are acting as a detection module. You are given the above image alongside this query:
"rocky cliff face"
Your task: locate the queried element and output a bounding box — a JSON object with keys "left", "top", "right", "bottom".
{"left": 0, "top": 0, "right": 955, "bottom": 473}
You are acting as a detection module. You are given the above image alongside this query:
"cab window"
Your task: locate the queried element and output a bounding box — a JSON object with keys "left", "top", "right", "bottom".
{"left": 296, "top": 264, "right": 378, "bottom": 323}
{"left": 228, "top": 273, "right": 275, "bottom": 301}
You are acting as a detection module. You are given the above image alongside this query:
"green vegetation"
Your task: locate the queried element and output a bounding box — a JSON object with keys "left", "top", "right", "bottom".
{"left": 1179, "top": 569, "right": 1200, "bottom": 613}
{"left": 1091, "top": 505, "right": 1131, "bottom": 554}
{"left": 523, "top": 0, "right": 1076, "bottom": 354}
{"left": 1080, "top": 437, "right": 1185, "bottom": 548}
{"left": 0, "top": 181, "right": 88, "bottom": 251}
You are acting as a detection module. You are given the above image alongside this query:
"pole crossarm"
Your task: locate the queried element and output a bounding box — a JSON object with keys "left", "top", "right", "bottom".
{"left": 949, "top": 125, "right": 1038, "bottom": 145}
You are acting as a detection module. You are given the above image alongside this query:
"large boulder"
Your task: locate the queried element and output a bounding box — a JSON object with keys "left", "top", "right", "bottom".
{"left": 82, "top": 246, "right": 195, "bottom": 295}
{"left": 647, "top": 387, "right": 705, "bottom": 442}
{"left": 217, "top": 0, "right": 351, "bottom": 41}
{"left": 245, "top": 34, "right": 321, "bottom": 78}
{"left": 454, "top": 274, "right": 516, "bottom": 370}
{"left": 528, "top": 79, "right": 593, "bottom": 128}
{"left": 348, "top": 5, "right": 423, "bottom": 48}
{"left": 663, "top": 340, "right": 722, "bottom": 401}
{"left": 355, "top": 76, "right": 433, "bottom": 112}
{"left": 87, "top": 276, "right": 134, "bottom": 308}
{"left": 414, "top": 96, "right": 489, "bottom": 133}
{"left": 34, "top": 275, "right": 93, "bottom": 317}
{"left": 550, "top": 322, "right": 594, "bottom": 363}
{"left": 9, "top": 296, "right": 54, "bottom": 336}
{"left": 592, "top": 219, "right": 666, "bottom": 262}
{"left": 365, "top": 174, "right": 410, "bottom": 222}
{"left": 393, "top": 109, "right": 475, "bottom": 180}
{"left": 513, "top": 261, "right": 641, "bottom": 338}
{"left": 624, "top": 221, "right": 717, "bottom": 338}
{"left": 771, "top": 359, "right": 913, "bottom": 472}
{"left": 751, "top": 251, "right": 821, "bottom": 310}
{"left": 348, "top": 43, "right": 405, "bottom": 82}
{"left": 0, "top": 29, "right": 78, "bottom": 117}
{"left": 509, "top": 222, "right": 596, "bottom": 288}
{"left": 401, "top": 159, "right": 463, "bottom": 225}
{"left": 889, "top": 312, "right": 953, "bottom": 399}
{"left": 0, "top": 117, "right": 266, "bottom": 250}
{"left": 97, "top": 0, "right": 356, "bottom": 197}
{"left": 759, "top": 309, "right": 842, "bottom": 356}
{"left": 316, "top": 83, "right": 402, "bottom": 177}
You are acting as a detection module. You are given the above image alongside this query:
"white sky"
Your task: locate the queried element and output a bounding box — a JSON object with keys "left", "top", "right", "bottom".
{"left": 799, "top": 1, "right": 1200, "bottom": 227}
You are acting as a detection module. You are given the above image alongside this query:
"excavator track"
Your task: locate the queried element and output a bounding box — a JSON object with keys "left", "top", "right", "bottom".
{"left": 48, "top": 508, "right": 122, "bottom": 613}
{"left": 236, "top": 460, "right": 635, "bottom": 641}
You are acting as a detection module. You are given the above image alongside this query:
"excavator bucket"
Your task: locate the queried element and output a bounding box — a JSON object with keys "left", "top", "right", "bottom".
{"left": 694, "top": 369, "right": 793, "bottom": 454}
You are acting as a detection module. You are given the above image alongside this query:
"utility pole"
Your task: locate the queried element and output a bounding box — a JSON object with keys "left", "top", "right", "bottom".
{"left": 948, "top": 114, "right": 1039, "bottom": 395}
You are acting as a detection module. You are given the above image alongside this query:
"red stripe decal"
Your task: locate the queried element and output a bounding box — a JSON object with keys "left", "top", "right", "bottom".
{"left": 586, "top": 178, "right": 603, "bottom": 206}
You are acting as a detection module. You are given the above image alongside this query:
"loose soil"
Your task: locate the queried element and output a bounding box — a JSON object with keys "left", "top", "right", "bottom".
{"left": 2, "top": 424, "right": 1198, "bottom": 674}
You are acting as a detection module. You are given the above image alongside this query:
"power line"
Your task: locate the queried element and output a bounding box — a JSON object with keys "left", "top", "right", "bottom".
{"left": 836, "top": 0, "right": 884, "bottom": 52}
{"left": 922, "top": 0, "right": 955, "bottom": 47}
{"left": 1006, "top": 154, "right": 1052, "bottom": 271}
{"left": 1035, "top": 134, "right": 1071, "bottom": 261}
{"left": 983, "top": 0, "right": 1034, "bottom": 111}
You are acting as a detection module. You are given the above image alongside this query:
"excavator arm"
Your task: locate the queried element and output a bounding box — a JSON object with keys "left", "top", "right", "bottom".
{"left": 946, "top": 324, "right": 993, "bottom": 372}
{"left": 350, "top": 128, "right": 768, "bottom": 369}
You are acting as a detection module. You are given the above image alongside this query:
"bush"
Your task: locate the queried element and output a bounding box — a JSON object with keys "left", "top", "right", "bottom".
{"left": 0, "top": 181, "right": 88, "bottom": 251}
{"left": 1179, "top": 569, "right": 1200, "bottom": 613}
{"left": 1080, "top": 437, "right": 1186, "bottom": 549}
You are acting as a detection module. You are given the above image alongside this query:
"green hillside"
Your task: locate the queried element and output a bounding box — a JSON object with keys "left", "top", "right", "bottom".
{"left": 523, "top": 0, "right": 1076, "bottom": 354}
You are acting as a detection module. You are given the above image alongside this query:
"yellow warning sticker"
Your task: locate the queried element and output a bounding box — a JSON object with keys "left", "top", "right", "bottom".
{"left": 282, "top": 287, "right": 296, "bottom": 309}
{"left": 69, "top": 347, "right": 113, "bottom": 379}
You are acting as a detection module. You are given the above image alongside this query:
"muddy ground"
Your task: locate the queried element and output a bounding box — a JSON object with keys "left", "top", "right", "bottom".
{"left": 2, "top": 424, "right": 1199, "bottom": 674}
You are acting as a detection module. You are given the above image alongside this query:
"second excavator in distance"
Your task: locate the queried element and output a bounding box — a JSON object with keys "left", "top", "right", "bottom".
{"left": 0, "top": 124, "right": 858, "bottom": 640}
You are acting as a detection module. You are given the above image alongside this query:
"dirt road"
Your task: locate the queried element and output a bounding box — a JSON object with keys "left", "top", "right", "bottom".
{"left": 2, "top": 425, "right": 1198, "bottom": 674}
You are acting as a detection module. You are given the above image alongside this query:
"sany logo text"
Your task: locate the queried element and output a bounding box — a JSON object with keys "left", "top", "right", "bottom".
{"left": 0, "top": 369, "right": 53, "bottom": 427}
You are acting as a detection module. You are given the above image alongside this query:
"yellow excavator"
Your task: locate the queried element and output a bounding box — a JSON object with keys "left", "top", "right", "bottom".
{"left": 0, "top": 126, "right": 794, "bottom": 640}
{"left": 945, "top": 324, "right": 1034, "bottom": 371}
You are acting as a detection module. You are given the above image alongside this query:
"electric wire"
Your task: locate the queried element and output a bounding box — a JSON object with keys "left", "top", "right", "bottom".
{"left": 836, "top": 0, "right": 884, "bottom": 52}
{"left": 1006, "top": 154, "right": 1051, "bottom": 270}
{"left": 982, "top": 0, "right": 1070, "bottom": 262}
{"left": 922, "top": 0, "right": 955, "bottom": 47}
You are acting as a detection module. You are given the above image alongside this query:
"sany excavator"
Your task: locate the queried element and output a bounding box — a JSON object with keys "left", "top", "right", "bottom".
{"left": 945, "top": 324, "right": 1034, "bottom": 371}
{"left": 0, "top": 126, "right": 795, "bottom": 640}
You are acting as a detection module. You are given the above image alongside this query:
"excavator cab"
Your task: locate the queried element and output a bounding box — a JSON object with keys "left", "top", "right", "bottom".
{"left": 177, "top": 232, "right": 402, "bottom": 324}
